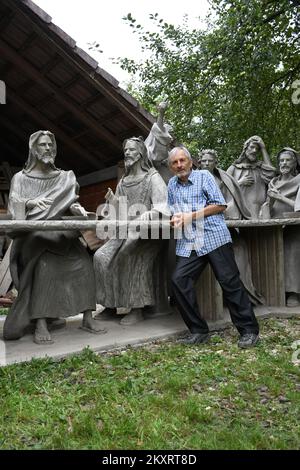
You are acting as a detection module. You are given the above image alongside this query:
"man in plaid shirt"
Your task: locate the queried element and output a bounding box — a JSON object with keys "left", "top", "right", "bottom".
{"left": 168, "top": 147, "right": 259, "bottom": 348}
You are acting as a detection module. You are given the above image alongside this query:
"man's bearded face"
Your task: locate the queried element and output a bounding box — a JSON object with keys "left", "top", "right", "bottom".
{"left": 279, "top": 153, "right": 296, "bottom": 175}
{"left": 124, "top": 141, "right": 141, "bottom": 170}
{"left": 245, "top": 142, "right": 259, "bottom": 162}
{"left": 35, "top": 135, "right": 55, "bottom": 164}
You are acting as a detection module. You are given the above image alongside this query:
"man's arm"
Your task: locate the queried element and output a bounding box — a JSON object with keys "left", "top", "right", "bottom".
{"left": 171, "top": 204, "right": 226, "bottom": 228}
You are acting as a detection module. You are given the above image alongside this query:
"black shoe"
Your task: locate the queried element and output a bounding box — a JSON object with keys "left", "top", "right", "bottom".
{"left": 238, "top": 333, "right": 259, "bottom": 349}
{"left": 179, "top": 333, "right": 209, "bottom": 345}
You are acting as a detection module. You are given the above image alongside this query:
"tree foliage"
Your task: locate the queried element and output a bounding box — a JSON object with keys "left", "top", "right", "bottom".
{"left": 116, "top": 0, "right": 300, "bottom": 167}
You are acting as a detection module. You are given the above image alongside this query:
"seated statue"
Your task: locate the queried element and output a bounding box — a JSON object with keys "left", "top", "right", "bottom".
{"left": 199, "top": 149, "right": 264, "bottom": 305}
{"left": 260, "top": 147, "right": 300, "bottom": 306}
{"left": 93, "top": 137, "right": 170, "bottom": 325}
{"left": 3, "top": 130, "right": 106, "bottom": 344}
{"left": 227, "top": 136, "right": 275, "bottom": 218}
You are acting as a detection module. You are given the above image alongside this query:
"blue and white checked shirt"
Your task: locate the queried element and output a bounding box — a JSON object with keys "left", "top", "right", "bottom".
{"left": 168, "top": 169, "right": 232, "bottom": 257}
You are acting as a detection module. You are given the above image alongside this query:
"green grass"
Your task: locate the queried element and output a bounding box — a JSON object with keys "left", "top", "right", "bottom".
{"left": 0, "top": 317, "right": 299, "bottom": 449}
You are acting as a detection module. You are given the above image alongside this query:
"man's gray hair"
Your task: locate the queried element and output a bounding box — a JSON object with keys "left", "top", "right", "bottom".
{"left": 168, "top": 146, "right": 192, "bottom": 164}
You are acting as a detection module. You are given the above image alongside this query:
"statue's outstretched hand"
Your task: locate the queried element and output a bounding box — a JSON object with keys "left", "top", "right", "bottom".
{"left": 105, "top": 187, "right": 115, "bottom": 202}
{"left": 157, "top": 101, "right": 169, "bottom": 113}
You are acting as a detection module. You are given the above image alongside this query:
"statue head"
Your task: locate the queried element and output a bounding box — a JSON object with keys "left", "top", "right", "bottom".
{"left": 198, "top": 149, "right": 218, "bottom": 173}
{"left": 236, "top": 135, "right": 262, "bottom": 164}
{"left": 122, "top": 136, "right": 152, "bottom": 174}
{"left": 277, "top": 147, "right": 300, "bottom": 177}
{"left": 24, "top": 130, "right": 57, "bottom": 173}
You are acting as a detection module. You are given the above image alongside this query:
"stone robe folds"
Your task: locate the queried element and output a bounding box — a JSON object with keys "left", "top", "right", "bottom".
{"left": 3, "top": 170, "right": 96, "bottom": 340}
{"left": 94, "top": 168, "right": 169, "bottom": 309}
{"left": 263, "top": 174, "right": 300, "bottom": 295}
{"left": 227, "top": 161, "right": 276, "bottom": 218}
{"left": 213, "top": 168, "right": 264, "bottom": 305}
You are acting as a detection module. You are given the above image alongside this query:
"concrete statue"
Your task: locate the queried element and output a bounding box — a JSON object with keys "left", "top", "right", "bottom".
{"left": 227, "top": 136, "right": 276, "bottom": 218}
{"left": 94, "top": 136, "right": 170, "bottom": 325}
{"left": 145, "top": 101, "right": 174, "bottom": 184}
{"left": 199, "top": 149, "right": 264, "bottom": 305}
{"left": 260, "top": 147, "right": 300, "bottom": 306}
{"left": 3, "top": 130, "right": 106, "bottom": 344}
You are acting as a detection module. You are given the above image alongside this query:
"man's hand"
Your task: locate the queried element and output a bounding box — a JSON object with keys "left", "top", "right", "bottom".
{"left": 70, "top": 203, "right": 88, "bottom": 217}
{"left": 26, "top": 197, "right": 53, "bottom": 210}
{"left": 171, "top": 212, "right": 193, "bottom": 228}
{"left": 239, "top": 175, "right": 255, "bottom": 186}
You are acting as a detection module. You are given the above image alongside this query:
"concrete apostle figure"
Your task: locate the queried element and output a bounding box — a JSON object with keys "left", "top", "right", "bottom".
{"left": 227, "top": 136, "right": 275, "bottom": 218}
{"left": 199, "top": 149, "right": 264, "bottom": 305}
{"left": 3, "top": 131, "right": 106, "bottom": 344}
{"left": 93, "top": 137, "right": 170, "bottom": 325}
{"left": 260, "top": 147, "right": 300, "bottom": 306}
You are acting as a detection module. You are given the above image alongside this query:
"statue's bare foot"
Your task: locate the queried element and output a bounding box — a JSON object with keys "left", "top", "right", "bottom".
{"left": 94, "top": 307, "right": 117, "bottom": 321}
{"left": 34, "top": 318, "right": 54, "bottom": 345}
{"left": 120, "top": 308, "right": 144, "bottom": 326}
{"left": 81, "top": 311, "right": 107, "bottom": 334}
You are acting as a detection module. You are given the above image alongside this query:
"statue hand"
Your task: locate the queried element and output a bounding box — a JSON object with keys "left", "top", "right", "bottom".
{"left": 267, "top": 188, "right": 281, "bottom": 200}
{"left": 256, "top": 137, "right": 266, "bottom": 150}
{"left": 105, "top": 187, "right": 115, "bottom": 202}
{"left": 239, "top": 175, "right": 255, "bottom": 186}
{"left": 26, "top": 197, "right": 53, "bottom": 210}
{"left": 70, "top": 203, "right": 88, "bottom": 217}
{"left": 157, "top": 101, "right": 169, "bottom": 113}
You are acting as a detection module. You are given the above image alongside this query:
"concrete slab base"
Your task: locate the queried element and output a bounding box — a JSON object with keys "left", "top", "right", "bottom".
{"left": 0, "top": 306, "right": 299, "bottom": 366}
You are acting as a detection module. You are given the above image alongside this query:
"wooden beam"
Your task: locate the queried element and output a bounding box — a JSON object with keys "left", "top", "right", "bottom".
{"left": 39, "top": 54, "right": 61, "bottom": 75}
{"left": 77, "top": 165, "right": 118, "bottom": 187}
{"left": 17, "top": 31, "right": 38, "bottom": 53}
{"left": 0, "top": 9, "right": 14, "bottom": 33}
{"left": 8, "top": 88, "right": 105, "bottom": 169}
{"left": 0, "top": 136, "right": 24, "bottom": 164}
{"left": 0, "top": 37, "right": 121, "bottom": 151}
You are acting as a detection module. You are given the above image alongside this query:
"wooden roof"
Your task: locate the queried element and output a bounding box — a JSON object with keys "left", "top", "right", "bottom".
{"left": 0, "top": 0, "right": 155, "bottom": 177}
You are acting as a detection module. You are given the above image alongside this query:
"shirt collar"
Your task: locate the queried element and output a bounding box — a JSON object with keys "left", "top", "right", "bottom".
{"left": 176, "top": 169, "right": 196, "bottom": 185}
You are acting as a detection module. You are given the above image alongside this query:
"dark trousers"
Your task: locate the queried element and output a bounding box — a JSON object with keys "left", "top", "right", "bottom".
{"left": 171, "top": 243, "right": 259, "bottom": 336}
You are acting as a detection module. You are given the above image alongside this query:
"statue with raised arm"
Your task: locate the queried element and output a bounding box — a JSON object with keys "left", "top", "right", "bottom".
{"left": 3, "top": 130, "right": 106, "bottom": 344}
{"left": 260, "top": 147, "right": 300, "bottom": 306}
{"left": 93, "top": 137, "right": 170, "bottom": 325}
{"left": 199, "top": 149, "right": 264, "bottom": 305}
{"left": 227, "top": 136, "right": 276, "bottom": 218}
{"left": 145, "top": 101, "right": 174, "bottom": 184}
